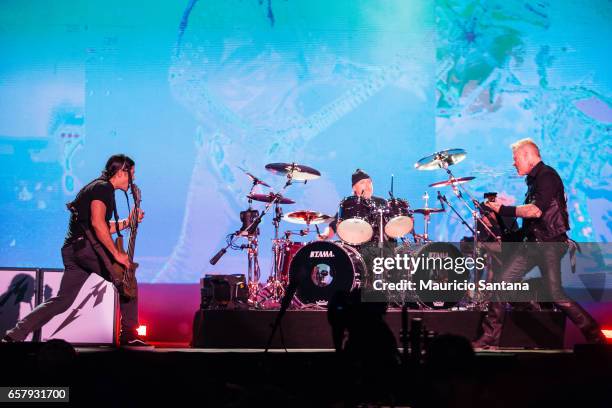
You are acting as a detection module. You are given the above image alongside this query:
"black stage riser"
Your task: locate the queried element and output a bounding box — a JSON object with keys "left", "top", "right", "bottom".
{"left": 192, "top": 309, "right": 566, "bottom": 349}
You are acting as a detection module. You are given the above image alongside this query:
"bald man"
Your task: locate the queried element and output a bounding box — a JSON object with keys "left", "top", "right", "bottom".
{"left": 473, "top": 138, "right": 605, "bottom": 348}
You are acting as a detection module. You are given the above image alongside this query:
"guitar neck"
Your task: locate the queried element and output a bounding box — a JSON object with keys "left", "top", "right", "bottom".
{"left": 126, "top": 207, "right": 139, "bottom": 262}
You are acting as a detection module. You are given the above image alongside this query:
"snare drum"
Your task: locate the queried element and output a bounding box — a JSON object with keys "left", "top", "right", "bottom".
{"left": 384, "top": 198, "right": 414, "bottom": 238}
{"left": 336, "top": 196, "right": 375, "bottom": 245}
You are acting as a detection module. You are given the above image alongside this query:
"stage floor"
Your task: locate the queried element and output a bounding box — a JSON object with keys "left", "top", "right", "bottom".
{"left": 74, "top": 345, "right": 574, "bottom": 354}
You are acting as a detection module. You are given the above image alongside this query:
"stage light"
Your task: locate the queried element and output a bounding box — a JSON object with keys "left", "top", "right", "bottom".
{"left": 136, "top": 325, "right": 147, "bottom": 337}
{"left": 602, "top": 329, "right": 612, "bottom": 340}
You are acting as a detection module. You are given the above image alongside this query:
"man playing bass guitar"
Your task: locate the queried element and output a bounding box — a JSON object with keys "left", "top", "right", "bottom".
{"left": 2, "top": 154, "right": 148, "bottom": 347}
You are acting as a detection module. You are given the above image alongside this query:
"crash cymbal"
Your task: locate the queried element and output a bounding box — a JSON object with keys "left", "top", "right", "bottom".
{"left": 238, "top": 166, "right": 271, "bottom": 188}
{"left": 247, "top": 193, "right": 295, "bottom": 205}
{"left": 265, "top": 162, "right": 321, "bottom": 181}
{"left": 414, "top": 148, "right": 467, "bottom": 171}
{"left": 283, "top": 210, "right": 334, "bottom": 225}
{"left": 413, "top": 207, "right": 446, "bottom": 215}
{"left": 429, "top": 176, "right": 475, "bottom": 188}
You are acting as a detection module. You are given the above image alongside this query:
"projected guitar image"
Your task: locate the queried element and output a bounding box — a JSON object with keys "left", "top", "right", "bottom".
{"left": 155, "top": 0, "right": 432, "bottom": 282}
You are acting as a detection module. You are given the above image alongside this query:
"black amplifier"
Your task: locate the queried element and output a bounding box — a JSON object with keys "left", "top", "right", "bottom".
{"left": 200, "top": 274, "right": 248, "bottom": 309}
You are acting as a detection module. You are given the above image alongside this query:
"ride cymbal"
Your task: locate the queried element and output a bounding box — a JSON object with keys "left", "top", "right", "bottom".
{"left": 283, "top": 210, "right": 333, "bottom": 225}
{"left": 415, "top": 148, "right": 467, "bottom": 171}
{"left": 265, "top": 162, "right": 321, "bottom": 181}
{"left": 247, "top": 193, "right": 295, "bottom": 204}
{"left": 429, "top": 176, "right": 475, "bottom": 188}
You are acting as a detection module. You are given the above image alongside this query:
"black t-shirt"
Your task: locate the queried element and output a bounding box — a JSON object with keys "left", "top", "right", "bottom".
{"left": 64, "top": 179, "right": 115, "bottom": 245}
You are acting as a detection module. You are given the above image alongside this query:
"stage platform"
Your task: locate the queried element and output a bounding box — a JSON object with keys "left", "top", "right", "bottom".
{"left": 192, "top": 308, "right": 567, "bottom": 349}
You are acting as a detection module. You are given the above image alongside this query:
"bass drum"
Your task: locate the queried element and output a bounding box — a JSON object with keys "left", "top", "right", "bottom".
{"left": 288, "top": 241, "right": 364, "bottom": 304}
{"left": 394, "top": 242, "right": 466, "bottom": 309}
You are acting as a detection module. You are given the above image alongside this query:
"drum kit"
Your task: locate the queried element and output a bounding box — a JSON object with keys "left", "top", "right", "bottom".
{"left": 210, "top": 148, "right": 501, "bottom": 309}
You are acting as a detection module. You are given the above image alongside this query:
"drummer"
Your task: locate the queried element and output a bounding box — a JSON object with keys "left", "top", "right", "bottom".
{"left": 318, "top": 169, "right": 387, "bottom": 241}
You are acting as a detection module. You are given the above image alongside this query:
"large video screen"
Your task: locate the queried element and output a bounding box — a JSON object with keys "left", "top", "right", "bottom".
{"left": 1, "top": 1, "right": 610, "bottom": 283}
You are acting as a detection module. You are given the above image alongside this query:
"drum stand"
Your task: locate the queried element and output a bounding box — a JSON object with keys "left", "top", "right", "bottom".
{"left": 437, "top": 164, "right": 500, "bottom": 307}
{"left": 258, "top": 202, "right": 288, "bottom": 305}
{"left": 209, "top": 171, "right": 297, "bottom": 307}
{"left": 238, "top": 188, "right": 263, "bottom": 304}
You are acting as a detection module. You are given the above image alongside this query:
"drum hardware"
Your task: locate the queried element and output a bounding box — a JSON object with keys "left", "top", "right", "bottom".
{"left": 237, "top": 165, "right": 272, "bottom": 188}
{"left": 411, "top": 191, "right": 446, "bottom": 242}
{"left": 392, "top": 242, "right": 467, "bottom": 309}
{"left": 416, "top": 148, "right": 500, "bottom": 306}
{"left": 210, "top": 162, "right": 321, "bottom": 308}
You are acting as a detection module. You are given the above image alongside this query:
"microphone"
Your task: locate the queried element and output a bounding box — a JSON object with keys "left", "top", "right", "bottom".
{"left": 209, "top": 248, "right": 226, "bottom": 265}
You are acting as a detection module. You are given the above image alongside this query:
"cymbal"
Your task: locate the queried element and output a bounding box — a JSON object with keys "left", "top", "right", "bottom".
{"left": 265, "top": 162, "right": 321, "bottom": 181}
{"left": 238, "top": 166, "right": 271, "bottom": 188}
{"left": 413, "top": 207, "right": 445, "bottom": 215}
{"left": 414, "top": 148, "right": 467, "bottom": 171}
{"left": 429, "top": 176, "right": 475, "bottom": 188}
{"left": 247, "top": 193, "right": 295, "bottom": 205}
{"left": 283, "top": 210, "right": 334, "bottom": 225}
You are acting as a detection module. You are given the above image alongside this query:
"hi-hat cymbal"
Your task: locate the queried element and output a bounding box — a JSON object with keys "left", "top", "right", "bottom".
{"left": 415, "top": 148, "right": 467, "bottom": 171}
{"left": 429, "top": 176, "right": 475, "bottom": 188}
{"left": 283, "top": 210, "right": 333, "bottom": 225}
{"left": 413, "top": 207, "right": 446, "bottom": 215}
{"left": 265, "top": 162, "right": 321, "bottom": 181}
{"left": 238, "top": 166, "right": 271, "bottom": 188}
{"left": 247, "top": 193, "right": 295, "bottom": 204}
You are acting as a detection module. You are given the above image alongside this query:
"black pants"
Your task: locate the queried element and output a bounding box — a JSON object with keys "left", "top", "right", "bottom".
{"left": 481, "top": 242, "right": 599, "bottom": 343}
{"left": 6, "top": 238, "right": 138, "bottom": 341}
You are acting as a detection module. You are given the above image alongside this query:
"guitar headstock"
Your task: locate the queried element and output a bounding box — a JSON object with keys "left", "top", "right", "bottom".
{"left": 131, "top": 183, "right": 142, "bottom": 207}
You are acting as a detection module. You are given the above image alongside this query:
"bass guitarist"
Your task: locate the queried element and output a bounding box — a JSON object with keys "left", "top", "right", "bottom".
{"left": 2, "top": 154, "right": 148, "bottom": 347}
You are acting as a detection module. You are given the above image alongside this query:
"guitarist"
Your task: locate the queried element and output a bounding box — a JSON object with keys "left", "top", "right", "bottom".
{"left": 2, "top": 154, "right": 148, "bottom": 347}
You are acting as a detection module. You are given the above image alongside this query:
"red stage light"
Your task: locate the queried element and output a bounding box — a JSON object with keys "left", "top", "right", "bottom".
{"left": 136, "top": 325, "right": 147, "bottom": 337}
{"left": 602, "top": 329, "right": 612, "bottom": 340}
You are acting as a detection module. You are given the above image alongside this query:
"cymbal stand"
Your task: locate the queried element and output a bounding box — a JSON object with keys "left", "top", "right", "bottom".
{"left": 422, "top": 192, "right": 431, "bottom": 241}
{"left": 243, "top": 193, "right": 262, "bottom": 301}
{"left": 209, "top": 170, "right": 297, "bottom": 306}
{"left": 376, "top": 206, "right": 385, "bottom": 254}
{"left": 260, "top": 201, "right": 288, "bottom": 304}
{"left": 440, "top": 165, "right": 500, "bottom": 244}
{"left": 439, "top": 164, "right": 500, "bottom": 306}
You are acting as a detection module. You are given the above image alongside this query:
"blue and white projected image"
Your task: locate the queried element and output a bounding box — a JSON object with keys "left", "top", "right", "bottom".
{"left": 0, "top": 1, "right": 610, "bottom": 283}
